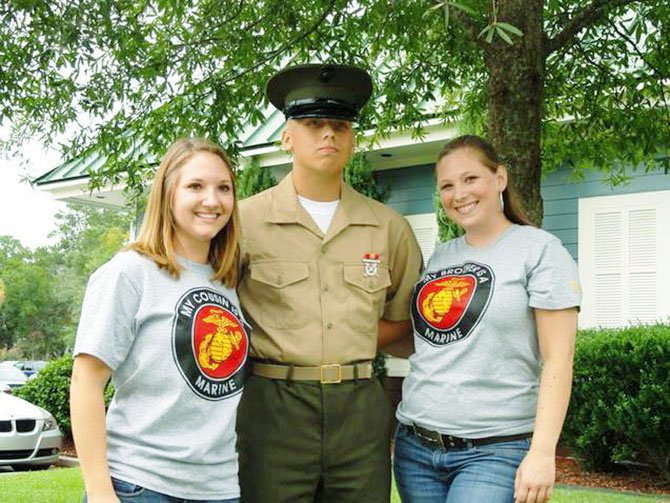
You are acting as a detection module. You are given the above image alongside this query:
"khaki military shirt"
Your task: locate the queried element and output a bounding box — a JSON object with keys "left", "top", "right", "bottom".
{"left": 238, "top": 174, "right": 422, "bottom": 366}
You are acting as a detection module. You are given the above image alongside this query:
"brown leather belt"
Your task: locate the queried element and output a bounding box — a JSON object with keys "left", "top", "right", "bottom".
{"left": 251, "top": 361, "right": 373, "bottom": 384}
{"left": 403, "top": 423, "right": 533, "bottom": 450}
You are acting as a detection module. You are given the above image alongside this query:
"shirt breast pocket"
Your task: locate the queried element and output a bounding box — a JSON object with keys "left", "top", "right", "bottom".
{"left": 343, "top": 263, "right": 392, "bottom": 332}
{"left": 250, "top": 261, "right": 310, "bottom": 329}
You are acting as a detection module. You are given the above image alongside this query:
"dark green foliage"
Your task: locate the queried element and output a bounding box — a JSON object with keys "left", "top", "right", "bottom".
{"left": 237, "top": 157, "right": 277, "bottom": 200}
{"left": 15, "top": 354, "right": 114, "bottom": 439}
{"left": 563, "top": 324, "right": 670, "bottom": 480}
{"left": 0, "top": 204, "right": 131, "bottom": 358}
{"left": 344, "top": 152, "right": 388, "bottom": 203}
{"left": 0, "top": 238, "right": 70, "bottom": 356}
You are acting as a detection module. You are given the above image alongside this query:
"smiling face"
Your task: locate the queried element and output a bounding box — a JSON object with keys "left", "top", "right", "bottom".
{"left": 437, "top": 147, "right": 508, "bottom": 235}
{"left": 170, "top": 151, "right": 235, "bottom": 263}
{"left": 281, "top": 117, "right": 355, "bottom": 179}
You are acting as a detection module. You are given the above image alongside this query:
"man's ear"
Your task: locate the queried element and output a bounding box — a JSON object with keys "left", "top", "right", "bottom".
{"left": 281, "top": 123, "right": 292, "bottom": 152}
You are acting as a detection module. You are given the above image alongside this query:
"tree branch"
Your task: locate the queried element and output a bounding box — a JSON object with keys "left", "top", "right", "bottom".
{"left": 544, "top": 0, "right": 639, "bottom": 56}
{"left": 606, "top": 18, "right": 667, "bottom": 79}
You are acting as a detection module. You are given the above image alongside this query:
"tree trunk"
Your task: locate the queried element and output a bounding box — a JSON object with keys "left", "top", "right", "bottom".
{"left": 485, "top": 0, "right": 545, "bottom": 226}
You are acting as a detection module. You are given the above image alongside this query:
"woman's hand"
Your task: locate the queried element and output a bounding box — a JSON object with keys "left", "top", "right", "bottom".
{"left": 514, "top": 448, "right": 555, "bottom": 503}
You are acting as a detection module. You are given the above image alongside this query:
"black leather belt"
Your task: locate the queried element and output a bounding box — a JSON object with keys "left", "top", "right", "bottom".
{"left": 402, "top": 423, "right": 532, "bottom": 450}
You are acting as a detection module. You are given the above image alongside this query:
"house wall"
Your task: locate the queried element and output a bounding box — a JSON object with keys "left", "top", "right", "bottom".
{"left": 376, "top": 164, "right": 435, "bottom": 216}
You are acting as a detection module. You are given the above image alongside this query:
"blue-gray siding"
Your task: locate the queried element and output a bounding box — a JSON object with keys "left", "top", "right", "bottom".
{"left": 376, "top": 164, "right": 435, "bottom": 216}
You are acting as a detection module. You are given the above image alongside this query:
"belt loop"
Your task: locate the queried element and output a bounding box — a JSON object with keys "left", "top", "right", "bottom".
{"left": 287, "top": 364, "right": 295, "bottom": 386}
{"left": 353, "top": 363, "right": 359, "bottom": 383}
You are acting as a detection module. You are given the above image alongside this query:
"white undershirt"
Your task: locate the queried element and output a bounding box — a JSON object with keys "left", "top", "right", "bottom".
{"left": 298, "top": 195, "right": 340, "bottom": 234}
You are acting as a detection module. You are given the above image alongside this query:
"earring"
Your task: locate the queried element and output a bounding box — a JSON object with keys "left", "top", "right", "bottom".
{"left": 499, "top": 191, "right": 505, "bottom": 212}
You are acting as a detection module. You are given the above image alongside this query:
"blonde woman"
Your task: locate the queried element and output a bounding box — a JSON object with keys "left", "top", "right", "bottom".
{"left": 71, "top": 138, "right": 249, "bottom": 503}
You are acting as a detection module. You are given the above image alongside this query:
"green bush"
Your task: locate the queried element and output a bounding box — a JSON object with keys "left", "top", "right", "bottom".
{"left": 14, "top": 354, "right": 114, "bottom": 439}
{"left": 563, "top": 324, "right": 670, "bottom": 480}
{"left": 15, "top": 354, "right": 75, "bottom": 437}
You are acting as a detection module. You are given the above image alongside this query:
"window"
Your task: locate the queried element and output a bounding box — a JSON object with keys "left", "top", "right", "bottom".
{"left": 578, "top": 191, "right": 670, "bottom": 328}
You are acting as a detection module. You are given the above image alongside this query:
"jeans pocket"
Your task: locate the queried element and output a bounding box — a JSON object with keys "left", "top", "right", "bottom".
{"left": 111, "top": 477, "right": 146, "bottom": 498}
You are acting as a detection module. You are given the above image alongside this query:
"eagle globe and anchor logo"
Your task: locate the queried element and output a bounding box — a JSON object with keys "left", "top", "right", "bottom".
{"left": 172, "top": 288, "right": 250, "bottom": 400}
{"left": 413, "top": 262, "right": 494, "bottom": 346}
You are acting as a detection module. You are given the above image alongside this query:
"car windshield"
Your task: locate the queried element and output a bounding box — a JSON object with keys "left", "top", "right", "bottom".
{"left": 0, "top": 364, "right": 27, "bottom": 381}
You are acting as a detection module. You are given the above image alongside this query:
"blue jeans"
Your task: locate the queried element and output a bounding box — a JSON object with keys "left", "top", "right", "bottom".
{"left": 393, "top": 424, "right": 530, "bottom": 503}
{"left": 83, "top": 477, "right": 240, "bottom": 503}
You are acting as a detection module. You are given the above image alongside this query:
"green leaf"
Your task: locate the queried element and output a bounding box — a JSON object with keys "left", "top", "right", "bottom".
{"left": 478, "top": 24, "right": 491, "bottom": 40}
{"left": 426, "top": 1, "right": 447, "bottom": 13}
{"left": 496, "top": 22, "right": 523, "bottom": 37}
{"left": 495, "top": 25, "right": 514, "bottom": 45}
{"left": 447, "top": 1, "right": 478, "bottom": 16}
{"left": 485, "top": 25, "right": 495, "bottom": 43}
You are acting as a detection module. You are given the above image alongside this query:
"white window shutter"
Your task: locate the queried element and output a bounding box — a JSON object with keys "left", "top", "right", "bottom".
{"left": 579, "top": 191, "right": 669, "bottom": 329}
{"left": 628, "top": 209, "right": 657, "bottom": 323}
{"left": 593, "top": 212, "right": 622, "bottom": 327}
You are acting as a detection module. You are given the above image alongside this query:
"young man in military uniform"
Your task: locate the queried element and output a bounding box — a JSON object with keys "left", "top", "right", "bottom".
{"left": 236, "top": 64, "right": 422, "bottom": 503}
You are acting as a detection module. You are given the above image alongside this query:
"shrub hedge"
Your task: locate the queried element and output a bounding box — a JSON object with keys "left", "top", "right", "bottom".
{"left": 14, "top": 354, "right": 113, "bottom": 438}
{"left": 562, "top": 323, "right": 670, "bottom": 480}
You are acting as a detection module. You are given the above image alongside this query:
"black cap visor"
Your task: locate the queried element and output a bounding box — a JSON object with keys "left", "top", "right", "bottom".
{"left": 285, "top": 98, "right": 358, "bottom": 121}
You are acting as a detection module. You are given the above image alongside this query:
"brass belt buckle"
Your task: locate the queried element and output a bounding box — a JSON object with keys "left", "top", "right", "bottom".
{"left": 320, "top": 364, "right": 342, "bottom": 384}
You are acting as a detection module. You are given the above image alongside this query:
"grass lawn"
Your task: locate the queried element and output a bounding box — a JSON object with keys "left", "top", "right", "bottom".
{"left": 2, "top": 467, "right": 668, "bottom": 502}
{"left": 1, "top": 467, "right": 84, "bottom": 503}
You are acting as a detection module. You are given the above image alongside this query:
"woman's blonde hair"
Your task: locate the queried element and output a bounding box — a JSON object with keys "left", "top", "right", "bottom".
{"left": 127, "top": 137, "right": 240, "bottom": 287}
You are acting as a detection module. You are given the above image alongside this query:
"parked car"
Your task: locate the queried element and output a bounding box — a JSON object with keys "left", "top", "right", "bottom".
{"left": 14, "top": 360, "right": 48, "bottom": 378}
{"left": 0, "top": 363, "right": 27, "bottom": 392}
{"left": 0, "top": 392, "right": 62, "bottom": 470}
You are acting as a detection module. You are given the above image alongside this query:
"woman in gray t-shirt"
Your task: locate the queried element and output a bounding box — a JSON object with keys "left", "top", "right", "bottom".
{"left": 70, "top": 138, "right": 249, "bottom": 502}
{"left": 394, "top": 135, "right": 581, "bottom": 503}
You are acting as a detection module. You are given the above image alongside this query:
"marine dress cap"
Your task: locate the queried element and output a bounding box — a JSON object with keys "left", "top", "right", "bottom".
{"left": 266, "top": 64, "right": 372, "bottom": 121}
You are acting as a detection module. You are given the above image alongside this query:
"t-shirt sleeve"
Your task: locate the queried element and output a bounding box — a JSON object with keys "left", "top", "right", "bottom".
{"left": 527, "top": 238, "right": 582, "bottom": 310}
{"left": 73, "top": 259, "right": 142, "bottom": 370}
{"left": 383, "top": 217, "right": 424, "bottom": 321}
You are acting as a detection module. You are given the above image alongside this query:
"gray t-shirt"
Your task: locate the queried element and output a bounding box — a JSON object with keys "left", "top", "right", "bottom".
{"left": 396, "top": 224, "right": 581, "bottom": 438}
{"left": 74, "top": 250, "right": 250, "bottom": 499}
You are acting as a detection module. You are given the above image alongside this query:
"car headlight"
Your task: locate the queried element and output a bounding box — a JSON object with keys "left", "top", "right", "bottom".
{"left": 42, "top": 416, "right": 58, "bottom": 431}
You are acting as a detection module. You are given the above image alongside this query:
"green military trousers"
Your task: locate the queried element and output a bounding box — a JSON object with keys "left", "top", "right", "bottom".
{"left": 236, "top": 374, "right": 393, "bottom": 503}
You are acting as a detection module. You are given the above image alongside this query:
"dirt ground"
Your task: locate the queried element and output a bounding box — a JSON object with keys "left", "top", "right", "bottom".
{"left": 556, "top": 456, "right": 669, "bottom": 495}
